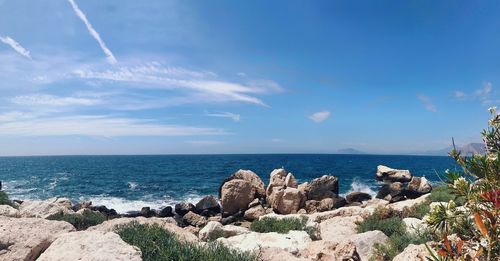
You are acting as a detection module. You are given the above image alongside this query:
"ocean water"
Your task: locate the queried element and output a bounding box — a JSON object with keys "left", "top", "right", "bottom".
{"left": 0, "top": 154, "right": 456, "bottom": 213}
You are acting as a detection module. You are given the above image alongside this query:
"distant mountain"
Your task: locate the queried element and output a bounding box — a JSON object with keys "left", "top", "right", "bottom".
{"left": 421, "top": 143, "right": 486, "bottom": 156}
{"left": 336, "top": 148, "right": 366, "bottom": 154}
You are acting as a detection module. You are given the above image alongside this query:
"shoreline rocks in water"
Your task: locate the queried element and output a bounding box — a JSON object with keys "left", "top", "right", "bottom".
{"left": 0, "top": 164, "right": 434, "bottom": 261}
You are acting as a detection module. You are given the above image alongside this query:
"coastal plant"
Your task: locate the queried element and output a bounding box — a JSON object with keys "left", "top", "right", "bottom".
{"left": 0, "top": 191, "right": 17, "bottom": 208}
{"left": 425, "top": 107, "right": 500, "bottom": 260}
{"left": 430, "top": 186, "right": 465, "bottom": 205}
{"left": 48, "top": 211, "right": 107, "bottom": 230}
{"left": 117, "top": 222, "right": 259, "bottom": 261}
{"left": 402, "top": 202, "right": 431, "bottom": 219}
{"left": 250, "top": 216, "right": 309, "bottom": 234}
{"left": 372, "top": 228, "right": 434, "bottom": 261}
{"left": 356, "top": 207, "right": 406, "bottom": 237}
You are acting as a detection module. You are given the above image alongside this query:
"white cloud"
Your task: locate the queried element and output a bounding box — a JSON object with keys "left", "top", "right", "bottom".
{"left": 0, "top": 111, "right": 38, "bottom": 123}
{"left": 11, "top": 94, "right": 101, "bottom": 106}
{"left": 205, "top": 111, "right": 241, "bottom": 122}
{"left": 309, "top": 110, "right": 331, "bottom": 123}
{"left": 0, "top": 36, "right": 31, "bottom": 59}
{"left": 0, "top": 115, "right": 227, "bottom": 137}
{"left": 417, "top": 94, "right": 437, "bottom": 112}
{"left": 454, "top": 91, "right": 466, "bottom": 98}
{"left": 476, "top": 82, "right": 492, "bottom": 96}
{"left": 68, "top": 0, "right": 117, "bottom": 64}
{"left": 237, "top": 72, "right": 246, "bottom": 77}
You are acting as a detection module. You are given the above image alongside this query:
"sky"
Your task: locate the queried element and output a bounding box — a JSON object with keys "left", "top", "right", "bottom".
{"left": 0, "top": 0, "right": 498, "bottom": 156}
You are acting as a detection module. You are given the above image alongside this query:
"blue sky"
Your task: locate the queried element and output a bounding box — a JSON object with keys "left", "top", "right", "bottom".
{"left": 0, "top": 0, "right": 497, "bottom": 155}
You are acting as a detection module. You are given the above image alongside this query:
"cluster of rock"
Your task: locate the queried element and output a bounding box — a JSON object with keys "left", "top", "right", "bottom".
{"left": 0, "top": 165, "right": 436, "bottom": 261}
{"left": 374, "top": 165, "right": 432, "bottom": 202}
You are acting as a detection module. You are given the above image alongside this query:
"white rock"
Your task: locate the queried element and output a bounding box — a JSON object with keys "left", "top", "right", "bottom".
{"left": 285, "top": 172, "right": 298, "bottom": 188}
{"left": 393, "top": 244, "right": 429, "bottom": 261}
{"left": 299, "top": 240, "right": 361, "bottom": 261}
{"left": 376, "top": 165, "right": 412, "bottom": 182}
{"left": 198, "top": 221, "right": 250, "bottom": 241}
{"left": 0, "top": 205, "right": 19, "bottom": 217}
{"left": 349, "top": 230, "right": 389, "bottom": 260}
{"left": 261, "top": 247, "right": 310, "bottom": 261}
{"left": 0, "top": 217, "right": 75, "bottom": 261}
{"left": 37, "top": 231, "right": 142, "bottom": 261}
{"left": 19, "top": 198, "right": 74, "bottom": 219}
{"left": 88, "top": 217, "right": 198, "bottom": 242}
{"left": 244, "top": 204, "right": 266, "bottom": 221}
{"left": 218, "top": 230, "right": 312, "bottom": 254}
{"left": 389, "top": 194, "right": 431, "bottom": 212}
{"left": 403, "top": 218, "right": 427, "bottom": 234}
{"left": 319, "top": 215, "right": 363, "bottom": 241}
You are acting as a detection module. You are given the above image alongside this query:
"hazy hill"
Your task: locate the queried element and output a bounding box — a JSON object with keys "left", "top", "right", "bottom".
{"left": 421, "top": 143, "right": 486, "bottom": 156}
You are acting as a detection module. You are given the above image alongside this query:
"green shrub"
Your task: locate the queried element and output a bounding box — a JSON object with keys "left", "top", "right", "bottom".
{"left": 402, "top": 202, "right": 430, "bottom": 219}
{"left": 430, "top": 186, "right": 464, "bottom": 205}
{"left": 117, "top": 222, "right": 259, "bottom": 261}
{"left": 356, "top": 208, "right": 406, "bottom": 237}
{"left": 0, "top": 191, "right": 16, "bottom": 208}
{"left": 250, "top": 217, "right": 308, "bottom": 234}
{"left": 372, "top": 229, "right": 434, "bottom": 261}
{"left": 48, "top": 211, "right": 107, "bottom": 230}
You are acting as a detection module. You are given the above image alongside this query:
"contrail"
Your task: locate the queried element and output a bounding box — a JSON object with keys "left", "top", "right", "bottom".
{"left": 0, "top": 36, "right": 31, "bottom": 59}
{"left": 68, "top": 0, "right": 117, "bottom": 64}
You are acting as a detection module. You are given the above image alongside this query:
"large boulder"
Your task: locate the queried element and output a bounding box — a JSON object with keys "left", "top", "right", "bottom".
{"left": 198, "top": 221, "right": 250, "bottom": 241}
{"left": 175, "top": 202, "right": 195, "bottom": 216}
{"left": 376, "top": 165, "right": 412, "bottom": 183}
{"left": 319, "top": 216, "right": 363, "bottom": 242}
{"left": 349, "top": 230, "right": 389, "bottom": 260}
{"left": 244, "top": 204, "right": 266, "bottom": 221}
{"left": 217, "top": 230, "right": 312, "bottom": 254}
{"left": 304, "top": 196, "right": 346, "bottom": 213}
{"left": 37, "top": 231, "right": 142, "bottom": 261}
{"left": 269, "top": 187, "right": 304, "bottom": 215}
{"left": 285, "top": 173, "right": 298, "bottom": 188}
{"left": 182, "top": 211, "right": 208, "bottom": 227}
{"left": 346, "top": 192, "right": 372, "bottom": 203}
{"left": 393, "top": 244, "right": 429, "bottom": 261}
{"left": 299, "top": 240, "right": 361, "bottom": 261}
{"left": 389, "top": 194, "right": 431, "bottom": 213}
{"left": 0, "top": 217, "right": 75, "bottom": 261}
{"left": 376, "top": 182, "right": 406, "bottom": 202}
{"left": 220, "top": 179, "right": 256, "bottom": 216}
{"left": 0, "top": 205, "right": 19, "bottom": 217}
{"left": 88, "top": 217, "right": 198, "bottom": 242}
{"left": 220, "top": 169, "right": 266, "bottom": 199}
{"left": 406, "top": 176, "right": 432, "bottom": 198}
{"left": 194, "top": 195, "right": 220, "bottom": 216}
{"left": 306, "top": 175, "right": 339, "bottom": 200}
{"left": 266, "top": 168, "right": 288, "bottom": 197}
{"left": 19, "top": 198, "right": 74, "bottom": 219}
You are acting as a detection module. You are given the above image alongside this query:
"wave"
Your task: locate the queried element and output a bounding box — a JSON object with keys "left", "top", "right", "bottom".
{"left": 127, "top": 182, "right": 138, "bottom": 190}
{"left": 342, "top": 178, "right": 378, "bottom": 197}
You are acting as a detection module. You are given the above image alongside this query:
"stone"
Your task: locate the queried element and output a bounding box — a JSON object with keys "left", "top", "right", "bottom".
{"left": 271, "top": 187, "right": 304, "bottom": 214}
{"left": 198, "top": 221, "right": 223, "bottom": 241}
{"left": 346, "top": 192, "right": 372, "bottom": 203}
{"left": 261, "top": 247, "right": 309, "bottom": 261}
{"left": 393, "top": 244, "right": 429, "bottom": 261}
{"left": 403, "top": 218, "right": 428, "bottom": 234}
{"left": 220, "top": 179, "right": 256, "bottom": 216}
{"left": 285, "top": 172, "right": 298, "bottom": 188}
{"left": 306, "top": 175, "right": 339, "bottom": 200}
{"left": 0, "top": 217, "right": 75, "bottom": 261}
{"left": 90, "top": 205, "right": 118, "bottom": 218}
{"left": 19, "top": 198, "right": 75, "bottom": 219}
{"left": 183, "top": 211, "right": 207, "bottom": 227}
{"left": 244, "top": 205, "right": 266, "bottom": 221}
{"left": 208, "top": 214, "right": 222, "bottom": 222}
{"left": 376, "top": 182, "right": 406, "bottom": 202}
{"left": 184, "top": 226, "right": 200, "bottom": 235}
{"left": 220, "top": 210, "right": 243, "bottom": 225}
{"left": 140, "top": 206, "right": 156, "bottom": 217}
{"left": 88, "top": 217, "right": 198, "bottom": 242}
{"left": 248, "top": 198, "right": 260, "bottom": 208}
{"left": 350, "top": 230, "right": 389, "bottom": 260}
{"left": 406, "top": 176, "right": 432, "bottom": 198}
{"left": 389, "top": 194, "right": 431, "bottom": 212}
{"left": 175, "top": 202, "right": 195, "bottom": 216}
{"left": 266, "top": 168, "right": 288, "bottom": 196}
{"left": 218, "top": 230, "right": 312, "bottom": 254}
{"left": 195, "top": 195, "right": 220, "bottom": 216}
{"left": 297, "top": 209, "right": 307, "bottom": 214}
{"left": 319, "top": 216, "right": 363, "bottom": 242}
{"left": 0, "top": 205, "right": 19, "bottom": 217}
{"left": 158, "top": 206, "right": 174, "bottom": 217}
{"left": 220, "top": 169, "right": 266, "bottom": 199}
{"left": 37, "top": 231, "right": 142, "bottom": 261}
{"left": 299, "top": 240, "right": 361, "bottom": 261}
{"left": 376, "top": 165, "right": 412, "bottom": 183}
{"left": 310, "top": 206, "right": 370, "bottom": 223}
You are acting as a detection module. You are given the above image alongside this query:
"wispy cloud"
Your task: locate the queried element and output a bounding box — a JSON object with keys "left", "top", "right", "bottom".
{"left": 417, "top": 94, "right": 437, "bottom": 112}
{"left": 11, "top": 94, "right": 101, "bottom": 106}
{"left": 0, "top": 115, "right": 227, "bottom": 137}
{"left": 67, "top": 0, "right": 117, "bottom": 64}
{"left": 0, "top": 36, "right": 31, "bottom": 59}
{"left": 476, "top": 82, "right": 492, "bottom": 97}
{"left": 454, "top": 91, "right": 466, "bottom": 98}
{"left": 205, "top": 111, "right": 241, "bottom": 122}
{"left": 309, "top": 110, "right": 330, "bottom": 123}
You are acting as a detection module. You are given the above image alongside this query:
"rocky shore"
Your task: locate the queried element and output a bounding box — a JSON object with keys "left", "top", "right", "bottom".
{"left": 0, "top": 165, "right": 435, "bottom": 260}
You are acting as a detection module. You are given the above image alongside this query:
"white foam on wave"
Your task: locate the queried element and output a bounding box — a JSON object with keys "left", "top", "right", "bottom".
{"left": 82, "top": 193, "right": 207, "bottom": 214}
{"left": 342, "top": 178, "right": 377, "bottom": 197}
{"left": 127, "top": 182, "right": 138, "bottom": 190}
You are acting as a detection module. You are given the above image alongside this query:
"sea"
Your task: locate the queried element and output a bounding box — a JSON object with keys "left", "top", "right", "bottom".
{"left": 0, "top": 154, "right": 457, "bottom": 213}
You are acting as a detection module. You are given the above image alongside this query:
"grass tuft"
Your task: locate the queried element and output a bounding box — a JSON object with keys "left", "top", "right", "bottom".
{"left": 402, "top": 202, "right": 431, "bottom": 219}
{"left": 48, "top": 211, "right": 107, "bottom": 230}
{"left": 430, "top": 186, "right": 465, "bottom": 205}
{"left": 117, "top": 222, "right": 259, "bottom": 261}
{"left": 356, "top": 208, "right": 406, "bottom": 237}
{"left": 0, "top": 191, "right": 17, "bottom": 208}
{"left": 250, "top": 216, "right": 308, "bottom": 234}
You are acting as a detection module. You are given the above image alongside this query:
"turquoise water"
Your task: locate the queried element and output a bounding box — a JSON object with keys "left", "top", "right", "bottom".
{"left": 0, "top": 154, "right": 456, "bottom": 213}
